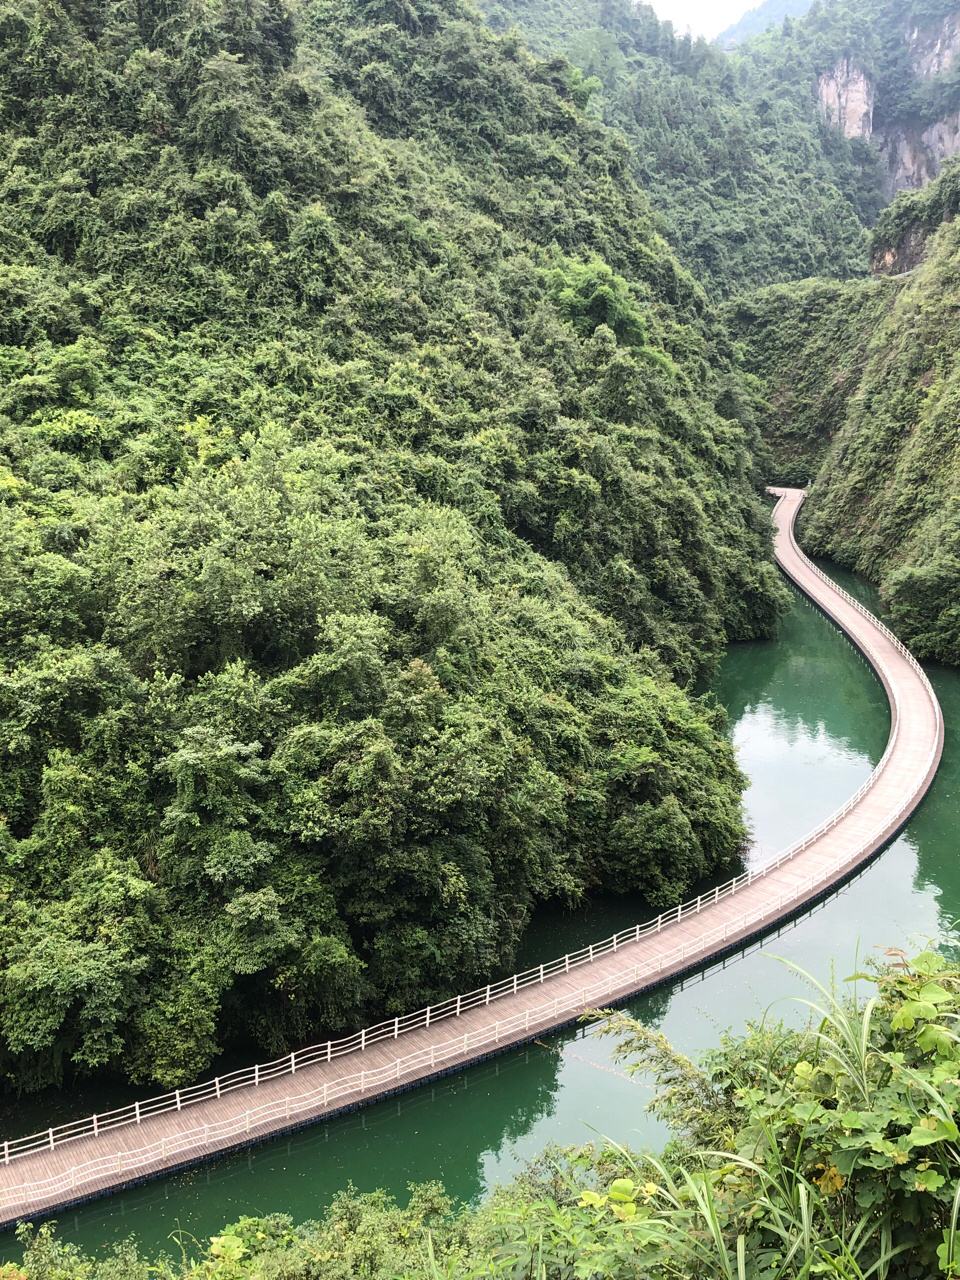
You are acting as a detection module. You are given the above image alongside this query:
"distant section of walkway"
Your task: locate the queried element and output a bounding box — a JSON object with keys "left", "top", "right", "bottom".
{"left": 0, "top": 488, "right": 944, "bottom": 1228}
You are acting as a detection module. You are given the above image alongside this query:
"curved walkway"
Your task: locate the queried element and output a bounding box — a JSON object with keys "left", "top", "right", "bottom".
{"left": 0, "top": 487, "right": 944, "bottom": 1227}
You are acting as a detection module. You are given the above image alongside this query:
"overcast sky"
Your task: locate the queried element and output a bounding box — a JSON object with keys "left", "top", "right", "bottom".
{"left": 649, "top": 0, "right": 752, "bottom": 39}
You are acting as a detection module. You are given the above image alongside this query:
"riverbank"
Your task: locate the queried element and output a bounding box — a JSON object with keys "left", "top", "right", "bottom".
{"left": 4, "top": 563, "right": 955, "bottom": 1259}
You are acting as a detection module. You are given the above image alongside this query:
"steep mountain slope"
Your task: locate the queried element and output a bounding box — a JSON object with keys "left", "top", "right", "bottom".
{"left": 731, "top": 164, "right": 960, "bottom": 664}
{"left": 728, "top": 279, "right": 890, "bottom": 486}
{"left": 479, "top": 0, "right": 881, "bottom": 293}
{"left": 741, "top": 0, "right": 960, "bottom": 196}
{"left": 482, "top": 0, "right": 960, "bottom": 293}
{"left": 0, "top": 0, "right": 786, "bottom": 1090}
{"left": 717, "top": 0, "right": 814, "bottom": 49}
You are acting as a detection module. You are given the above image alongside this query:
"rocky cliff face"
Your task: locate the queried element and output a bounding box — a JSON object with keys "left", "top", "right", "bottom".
{"left": 817, "top": 58, "right": 875, "bottom": 138}
{"left": 905, "top": 12, "right": 960, "bottom": 78}
{"left": 817, "top": 10, "right": 960, "bottom": 196}
{"left": 871, "top": 223, "right": 930, "bottom": 274}
{"left": 877, "top": 114, "right": 960, "bottom": 194}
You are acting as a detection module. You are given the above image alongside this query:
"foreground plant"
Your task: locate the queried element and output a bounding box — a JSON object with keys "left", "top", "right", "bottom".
{"left": 12, "top": 947, "right": 960, "bottom": 1277}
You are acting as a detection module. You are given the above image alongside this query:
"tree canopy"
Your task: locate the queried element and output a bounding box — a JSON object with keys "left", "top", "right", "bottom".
{"left": 731, "top": 162, "right": 960, "bottom": 665}
{"left": 0, "top": 0, "right": 787, "bottom": 1091}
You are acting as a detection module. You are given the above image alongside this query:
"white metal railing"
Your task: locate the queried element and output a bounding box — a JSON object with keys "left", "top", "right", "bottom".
{"left": 0, "top": 888, "right": 850, "bottom": 1209}
{"left": 0, "top": 490, "right": 944, "bottom": 1205}
{"left": 0, "top": 813, "right": 940, "bottom": 1212}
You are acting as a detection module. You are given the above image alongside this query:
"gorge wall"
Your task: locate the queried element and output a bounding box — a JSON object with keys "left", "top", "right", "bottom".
{"left": 732, "top": 164, "right": 960, "bottom": 665}
{"left": 817, "top": 58, "right": 875, "bottom": 139}
{"left": 817, "top": 9, "right": 960, "bottom": 196}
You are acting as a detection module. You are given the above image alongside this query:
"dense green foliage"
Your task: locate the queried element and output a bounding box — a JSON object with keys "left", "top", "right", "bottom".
{"left": 738, "top": 0, "right": 960, "bottom": 131}
{"left": 733, "top": 165, "right": 960, "bottom": 664}
{"left": 727, "top": 279, "right": 891, "bottom": 485}
{"left": 0, "top": 0, "right": 789, "bottom": 1092}
{"left": 480, "top": 0, "right": 960, "bottom": 295}
{"left": 479, "top": 0, "right": 880, "bottom": 295}
{"left": 871, "top": 160, "right": 960, "bottom": 270}
{"left": 15, "top": 945, "right": 960, "bottom": 1276}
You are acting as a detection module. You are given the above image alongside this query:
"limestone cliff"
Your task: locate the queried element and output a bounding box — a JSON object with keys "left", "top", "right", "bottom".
{"left": 904, "top": 11, "right": 960, "bottom": 78}
{"left": 817, "top": 58, "right": 875, "bottom": 139}
{"left": 817, "top": 10, "right": 960, "bottom": 196}
{"left": 876, "top": 115, "right": 960, "bottom": 195}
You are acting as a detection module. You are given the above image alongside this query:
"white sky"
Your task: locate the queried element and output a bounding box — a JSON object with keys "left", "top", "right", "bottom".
{"left": 649, "top": 0, "right": 753, "bottom": 39}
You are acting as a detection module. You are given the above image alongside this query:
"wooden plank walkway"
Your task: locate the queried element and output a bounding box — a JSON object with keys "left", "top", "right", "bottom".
{"left": 0, "top": 487, "right": 944, "bottom": 1227}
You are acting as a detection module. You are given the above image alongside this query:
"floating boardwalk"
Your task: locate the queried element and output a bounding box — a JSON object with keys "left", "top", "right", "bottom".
{"left": 0, "top": 487, "right": 944, "bottom": 1228}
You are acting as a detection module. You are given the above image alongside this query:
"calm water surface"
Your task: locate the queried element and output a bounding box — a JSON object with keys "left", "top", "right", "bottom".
{"left": 4, "top": 569, "right": 958, "bottom": 1259}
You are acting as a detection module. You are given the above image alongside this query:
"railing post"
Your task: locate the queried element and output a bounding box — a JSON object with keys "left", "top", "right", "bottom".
{"left": 290, "top": 1052, "right": 296, "bottom": 1075}
{"left": 254, "top": 1065, "right": 259, "bottom": 1087}
{"left": 394, "top": 1017, "right": 399, "bottom": 1038}
{"left": 361, "top": 1028, "right": 367, "bottom": 1050}
{"left": 425, "top": 1006, "right": 431, "bottom": 1027}
{"left": 512, "top": 974, "right": 518, "bottom": 994}
{"left": 564, "top": 954, "right": 570, "bottom": 972}
{"left": 48, "top": 1128, "right": 54, "bottom": 1151}
{"left": 215, "top": 1077, "right": 221, "bottom": 1099}
{"left": 327, "top": 1041, "right": 332, "bottom": 1062}
{"left": 539, "top": 963, "right": 545, "bottom": 982}
{"left": 135, "top": 1100, "right": 141, "bottom": 1124}
{"left": 588, "top": 944, "right": 594, "bottom": 961}
{"left": 2, "top": 1141, "right": 7, "bottom": 1165}
{"left": 485, "top": 984, "right": 491, "bottom": 1005}
{"left": 175, "top": 1090, "right": 182, "bottom": 1111}
{"left": 92, "top": 1114, "right": 98, "bottom": 1137}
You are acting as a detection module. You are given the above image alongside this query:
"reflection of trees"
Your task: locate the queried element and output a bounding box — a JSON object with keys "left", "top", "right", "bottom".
{"left": 514, "top": 893, "right": 676, "bottom": 974}
{"left": 716, "top": 591, "right": 888, "bottom": 763}
{"left": 43, "top": 1041, "right": 566, "bottom": 1256}
{"left": 905, "top": 670, "right": 960, "bottom": 921}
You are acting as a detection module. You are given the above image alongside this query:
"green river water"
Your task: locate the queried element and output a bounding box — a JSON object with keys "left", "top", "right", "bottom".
{"left": 2, "top": 566, "right": 958, "bottom": 1260}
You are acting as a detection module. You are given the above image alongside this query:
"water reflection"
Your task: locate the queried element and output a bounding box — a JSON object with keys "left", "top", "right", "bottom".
{"left": 4, "top": 572, "right": 958, "bottom": 1261}
{"left": 722, "top": 589, "right": 889, "bottom": 863}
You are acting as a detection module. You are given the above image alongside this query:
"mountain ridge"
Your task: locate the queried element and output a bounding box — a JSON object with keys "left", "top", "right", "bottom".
{"left": 716, "top": 0, "right": 813, "bottom": 48}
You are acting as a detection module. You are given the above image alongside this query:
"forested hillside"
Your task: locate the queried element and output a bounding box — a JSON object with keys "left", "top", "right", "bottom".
{"left": 731, "top": 163, "right": 960, "bottom": 664}
{"left": 0, "top": 0, "right": 787, "bottom": 1092}
{"left": 481, "top": 0, "right": 960, "bottom": 293}
{"left": 740, "top": 0, "right": 960, "bottom": 138}
{"left": 480, "top": 0, "right": 879, "bottom": 294}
